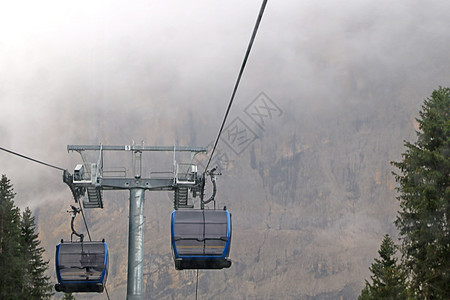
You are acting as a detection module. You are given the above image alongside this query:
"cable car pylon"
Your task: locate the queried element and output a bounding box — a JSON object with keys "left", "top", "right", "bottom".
{"left": 62, "top": 143, "right": 207, "bottom": 300}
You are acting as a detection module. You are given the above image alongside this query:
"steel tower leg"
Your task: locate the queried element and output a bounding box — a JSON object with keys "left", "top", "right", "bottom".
{"left": 127, "top": 188, "right": 146, "bottom": 300}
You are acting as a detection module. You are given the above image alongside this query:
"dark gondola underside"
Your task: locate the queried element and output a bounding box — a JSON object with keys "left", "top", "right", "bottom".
{"left": 174, "top": 257, "right": 232, "bottom": 270}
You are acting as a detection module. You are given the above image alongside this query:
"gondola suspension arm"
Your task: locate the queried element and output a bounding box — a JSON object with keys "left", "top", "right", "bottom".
{"left": 68, "top": 205, "right": 84, "bottom": 243}
{"left": 201, "top": 167, "right": 221, "bottom": 208}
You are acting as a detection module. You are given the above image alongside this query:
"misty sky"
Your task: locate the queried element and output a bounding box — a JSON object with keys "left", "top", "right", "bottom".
{"left": 1, "top": 0, "right": 450, "bottom": 208}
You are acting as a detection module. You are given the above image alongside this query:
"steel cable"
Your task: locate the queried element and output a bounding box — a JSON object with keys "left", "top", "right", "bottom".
{"left": 0, "top": 146, "right": 66, "bottom": 171}
{"left": 204, "top": 0, "right": 268, "bottom": 173}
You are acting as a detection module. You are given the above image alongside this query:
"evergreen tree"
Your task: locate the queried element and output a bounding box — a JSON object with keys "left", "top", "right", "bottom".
{"left": 358, "top": 234, "right": 408, "bottom": 300}
{"left": 0, "top": 174, "right": 24, "bottom": 300}
{"left": 63, "top": 292, "right": 76, "bottom": 300}
{"left": 392, "top": 86, "right": 450, "bottom": 299}
{"left": 20, "top": 207, "right": 54, "bottom": 299}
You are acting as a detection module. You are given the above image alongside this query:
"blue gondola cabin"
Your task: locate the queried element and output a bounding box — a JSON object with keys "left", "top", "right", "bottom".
{"left": 171, "top": 209, "right": 232, "bottom": 270}
{"left": 55, "top": 240, "right": 108, "bottom": 293}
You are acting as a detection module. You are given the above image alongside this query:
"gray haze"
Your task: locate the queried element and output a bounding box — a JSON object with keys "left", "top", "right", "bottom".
{"left": 1, "top": 0, "right": 449, "bottom": 206}
{"left": 1, "top": 0, "right": 450, "bottom": 298}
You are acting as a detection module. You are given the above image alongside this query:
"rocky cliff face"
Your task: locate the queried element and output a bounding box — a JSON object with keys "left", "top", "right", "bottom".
{"left": 3, "top": 1, "right": 449, "bottom": 298}
{"left": 35, "top": 93, "right": 420, "bottom": 299}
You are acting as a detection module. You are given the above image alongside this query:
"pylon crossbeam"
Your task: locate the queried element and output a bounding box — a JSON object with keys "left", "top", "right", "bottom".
{"left": 100, "top": 178, "right": 174, "bottom": 190}
{"left": 68, "top": 145, "right": 207, "bottom": 153}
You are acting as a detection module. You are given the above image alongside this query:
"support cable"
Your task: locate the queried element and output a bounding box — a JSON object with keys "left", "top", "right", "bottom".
{"left": 75, "top": 201, "right": 110, "bottom": 300}
{"left": 104, "top": 284, "right": 111, "bottom": 300}
{"left": 195, "top": 269, "right": 199, "bottom": 300}
{"left": 204, "top": 0, "right": 268, "bottom": 173}
{"left": 196, "top": 3, "right": 268, "bottom": 296}
{"left": 0, "top": 146, "right": 66, "bottom": 171}
{"left": 77, "top": 201, "right": 92, "bottom": 242}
